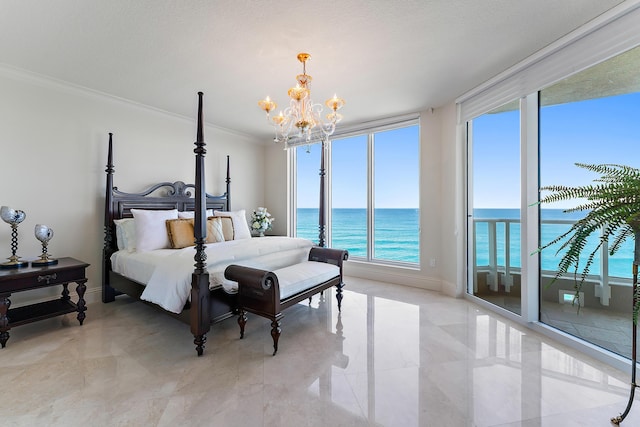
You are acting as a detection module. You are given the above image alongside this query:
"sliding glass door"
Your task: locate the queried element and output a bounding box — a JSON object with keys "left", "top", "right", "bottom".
{"left": 466, "top": 44, "right": 640, "bottom": 356}
{"left": 468, "top": 101, "right": 522, "bottom": 315}
{"left": 538, "top": 45, "right": 640, "bottom": 358}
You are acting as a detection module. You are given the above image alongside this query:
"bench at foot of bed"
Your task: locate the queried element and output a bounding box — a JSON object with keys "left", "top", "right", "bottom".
{"left": 224, "top": 247, "right": 348, "bottom": 355}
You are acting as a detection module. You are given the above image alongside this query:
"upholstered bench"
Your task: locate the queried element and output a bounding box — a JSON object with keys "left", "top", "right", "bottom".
{"left": 224, "top": 247, "right": 348, "bottom": 355}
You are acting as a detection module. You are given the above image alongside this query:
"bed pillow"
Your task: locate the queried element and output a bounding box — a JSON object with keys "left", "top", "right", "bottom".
{"left": 166, "top": 218, "right": 195, "bottom": 249}
{"left": 206, "top": 217, "right": 226, "bottom": 243}
{"left": 166, "top": 217, "right": 226, "bottom": 249}
{"left": 131, "top": 208, "right": 178, "bottom": 252}
{"left": 212, "top": 216, "right": 235, "bottom": 241}
{"left": 177, "top": 209, "right": 214, "bottom": 219}
{"left": 214, "top": 209, "right": 251, "bottom": 240}
{"left": 113, "top": 218, "right": 136, "bottom": 252}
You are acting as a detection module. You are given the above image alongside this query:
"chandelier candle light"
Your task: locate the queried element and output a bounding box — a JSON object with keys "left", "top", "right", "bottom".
{"left": 258, "top": 52, "right": 345, "bottom": 143}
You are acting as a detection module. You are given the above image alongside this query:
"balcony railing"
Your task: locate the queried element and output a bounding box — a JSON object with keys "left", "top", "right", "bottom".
{"left": 473, "top": 217, "right": 633, "bottom": 306}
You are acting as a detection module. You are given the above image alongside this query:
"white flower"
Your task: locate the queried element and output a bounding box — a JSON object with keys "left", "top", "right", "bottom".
{"left": 250, "top": 207, "right": 274, "bottom": 231}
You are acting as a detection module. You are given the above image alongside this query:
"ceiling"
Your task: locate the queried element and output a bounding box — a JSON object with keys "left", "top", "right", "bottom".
{"left": 0, "top": 0, "right": 626, "bottom": 142}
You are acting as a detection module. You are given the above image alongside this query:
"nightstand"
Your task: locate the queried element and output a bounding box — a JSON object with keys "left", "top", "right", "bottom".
{"left": 0, "top": 257, "right": 89, "bottom": 348}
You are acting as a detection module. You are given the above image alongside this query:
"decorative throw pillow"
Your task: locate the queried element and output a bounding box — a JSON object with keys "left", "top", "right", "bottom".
{"left": 166, "top": 217, "right": 226, "bottom": 248}
{"left": 177, "top": 209, "right": 214, "bottom": 219}
{"left": 211, "top": 216, "right": 234, "bottom": 241}
{"left": 206, "top": 217, "right": 225, "bottom": 243}
{"left": 166, "top": 218, "right": 196, "bottom": 249}
{"left": 131, "top": 208, "right": 178, "bottom": 252}
{"left": 214, "top": 209, "right": 251, "bottom": 240}
{"left": 114, "top": 218, "right": 136, "bottom": 252}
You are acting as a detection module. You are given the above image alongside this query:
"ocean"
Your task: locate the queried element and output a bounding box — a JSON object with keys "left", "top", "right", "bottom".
{"left": 474, "top": 208, "right": 634, "bottom": 279}
{"left": 297, "top": 208, "right": 420, "bottom": 263}
{"left": 297, "top": 208, "right": 635, "bottom": 278}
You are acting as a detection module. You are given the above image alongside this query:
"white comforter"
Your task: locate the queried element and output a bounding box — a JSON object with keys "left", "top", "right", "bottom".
{"left": 111, "top": 237, "right": 313, "bottom": 313}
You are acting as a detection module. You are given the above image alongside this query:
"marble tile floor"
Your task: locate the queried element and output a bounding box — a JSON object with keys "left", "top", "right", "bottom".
{"left": 480, "top": 294, "right": 639, "bottom": 358}
{"left": 2, "top": 277, "right": 640, "bottom": 426}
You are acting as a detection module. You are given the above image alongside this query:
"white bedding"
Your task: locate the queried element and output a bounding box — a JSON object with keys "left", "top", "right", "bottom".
{"left": 110, "top": 236, "right": 313, "bottom": 313}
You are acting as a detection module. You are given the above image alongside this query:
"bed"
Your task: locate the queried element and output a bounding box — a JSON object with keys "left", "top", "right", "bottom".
{"left": 102, "top": 92, "right": 316, "bottom": 355}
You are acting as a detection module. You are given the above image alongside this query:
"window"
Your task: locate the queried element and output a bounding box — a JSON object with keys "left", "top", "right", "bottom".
{"left": 538, "top": 45, "right": 640, "bottom": 358}
{"left": 373, "top": 127, "right": 420, "bottom": 263}
{"left": 331, "top": 134, "right": 368, "bottom": 258}
{"left": 468, "top": 101, "right": 522, "bottom": 315}
{"left": 294, "top": 121, "right": 420, "bottom": 265}
{"left": 295, "top": 144, "right": 321, "bottom": 241}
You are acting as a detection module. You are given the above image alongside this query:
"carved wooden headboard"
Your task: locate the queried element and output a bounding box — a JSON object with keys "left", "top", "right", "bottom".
{"left": 102, "top": 133, "right": 231, "bottom": 256}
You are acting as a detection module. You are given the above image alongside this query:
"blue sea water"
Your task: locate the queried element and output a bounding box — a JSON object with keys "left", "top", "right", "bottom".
{"left": 474, "top": 208, "right": 634, "bottom": 279}
{"left": 297, "top": 208, "right": 420, "bottom": 263}
{"left": 297, "top": 207, "right": 635, "bottom": 278}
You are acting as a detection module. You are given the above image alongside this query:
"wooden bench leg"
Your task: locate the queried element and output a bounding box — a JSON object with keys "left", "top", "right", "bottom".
{"left": 310, "top": 290, "right": 327, "bottom": 306}
{"left": 238, "top": 310, "right": 247, "bottom": 339}
{"left": 336, "top": 282, "right": 344, "bottom": 312}
{"left": 271, "top": 319, "right": 281, "bottom": 355}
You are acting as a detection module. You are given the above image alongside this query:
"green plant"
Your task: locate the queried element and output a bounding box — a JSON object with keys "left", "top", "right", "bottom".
{"left": 537, "top": 163, "right": 640, "bottom": 323}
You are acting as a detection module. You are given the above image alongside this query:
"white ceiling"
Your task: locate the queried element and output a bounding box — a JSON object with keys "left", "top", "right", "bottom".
{"left": 0, "top": 0, "right": 626, "bottom": 141}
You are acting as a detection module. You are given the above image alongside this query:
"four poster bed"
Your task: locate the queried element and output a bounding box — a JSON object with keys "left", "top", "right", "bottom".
{"left": 102, "top": 92, "right": 346, "bottom": 356}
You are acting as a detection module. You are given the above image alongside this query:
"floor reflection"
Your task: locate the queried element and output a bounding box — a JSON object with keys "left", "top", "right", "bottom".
{"left": 1, "top": 277, "right": 640, "bottom": 426}
{"left": 306, "top": 278, "right": 640, "bottom": 426}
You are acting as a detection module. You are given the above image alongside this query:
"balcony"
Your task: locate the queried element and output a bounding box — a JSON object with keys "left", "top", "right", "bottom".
{"left": 473, "top": 216, "right": 637, "bottom": 358}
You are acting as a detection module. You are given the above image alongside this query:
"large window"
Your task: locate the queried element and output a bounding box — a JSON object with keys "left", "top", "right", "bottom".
{"left": 331, "top": 135, "right": 368, "bottom": 258}
{"left": 296, "top": 144, "right": 321, "bottom": 241}
{"left": 294, "top": 122, "right": 420, "bottom": 265}
{"left": 373, "top": 127, "right": 420, "bottom": 263}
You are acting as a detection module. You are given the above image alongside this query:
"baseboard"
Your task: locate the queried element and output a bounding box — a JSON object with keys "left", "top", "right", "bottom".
{"left": 343, "top": 261, "right": 441, "bottom": 291}
{"left": 83, "top": 286, "right": 103, "bottom": 304}
{"left": 441, "top": 280, "right": 463, "bottom": 297}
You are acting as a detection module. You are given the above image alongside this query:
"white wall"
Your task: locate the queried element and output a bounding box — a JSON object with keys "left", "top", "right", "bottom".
{"left": 264, "top": 142, "right": 289, "bottom": 237}
{"left": 0, "top": 67, "right": 264, "bottom": 306}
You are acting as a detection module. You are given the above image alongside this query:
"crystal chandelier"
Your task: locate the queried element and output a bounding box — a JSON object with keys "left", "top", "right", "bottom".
{"left": 258, "top": 53, "right": 345, "bottom": 143}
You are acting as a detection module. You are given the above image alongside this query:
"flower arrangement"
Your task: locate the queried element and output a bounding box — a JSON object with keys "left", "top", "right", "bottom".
{"left": 250, "top": 207, "right": 274, "bottom": 236}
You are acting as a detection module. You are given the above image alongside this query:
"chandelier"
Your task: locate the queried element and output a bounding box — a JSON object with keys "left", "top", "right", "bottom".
{"left": 258, "top": 52, "right": 345, "bottom": 143}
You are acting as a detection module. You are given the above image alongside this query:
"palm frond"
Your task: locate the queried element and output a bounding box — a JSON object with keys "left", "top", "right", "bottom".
{"left": 537, "top": 163, "right": 640, "bottom": 323}
{"left": 609, "top": 226, "right": 633, "bottom": 255}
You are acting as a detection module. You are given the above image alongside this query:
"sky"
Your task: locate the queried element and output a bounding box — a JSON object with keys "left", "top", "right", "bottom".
{"left": 296, "top": 125, "right": 419, "bottom": 209}
{"left": 295, "top": 89, "right": 640, "bottom": 211}
{"left": 472, "top": 91, "right": 640, "bottom": 209}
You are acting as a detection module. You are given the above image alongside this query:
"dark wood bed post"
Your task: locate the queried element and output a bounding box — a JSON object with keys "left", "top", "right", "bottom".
{"left": 318, "top": 139, "right": 327, "bottom": 248}
{"left": 102, "top": 133, "right": 116, "bottom": 303}
{"left": 191, "top": 92, "right": 211, "bottom": 356}
{"left": 226, "top": 155, "right": 231, "bottom": 210}
{"left": 318, "top": 138, "right": 344, "bottom": 305}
